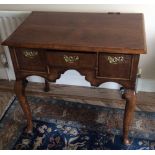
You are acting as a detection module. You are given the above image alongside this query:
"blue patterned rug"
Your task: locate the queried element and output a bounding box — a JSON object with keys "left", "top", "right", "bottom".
{"left": 1, "top": 95, "right": 155, "bottom": 150}
{"left": 13, "top": 120, "right": 155, "bottom": 150}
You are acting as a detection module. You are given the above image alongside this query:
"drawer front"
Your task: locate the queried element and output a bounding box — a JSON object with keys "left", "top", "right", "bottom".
{"left": 98, "top": 53, "right": 133, "bottom": 80}
{"left": 46, "top": 51, "right": 96, "bottom": 69}
{"left": 14, "top": 48, "right": 46, "bottom": 72}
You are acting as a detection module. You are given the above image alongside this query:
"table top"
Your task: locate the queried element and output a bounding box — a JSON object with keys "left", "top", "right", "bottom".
{"left": 2, "top": 11, "right": 147, "bottom": 54}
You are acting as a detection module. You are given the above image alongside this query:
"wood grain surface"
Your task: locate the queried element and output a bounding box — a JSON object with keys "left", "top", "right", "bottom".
{"left": 0, "top": 80, "right": 155, "bottom": 113}
{"left": 2, "top": 12, "right": 146, "bottom": 54}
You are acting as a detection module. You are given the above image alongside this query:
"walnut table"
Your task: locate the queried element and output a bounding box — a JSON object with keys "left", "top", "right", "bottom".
{"left": 2, "top": 11, "right": 147, "bottom": 145}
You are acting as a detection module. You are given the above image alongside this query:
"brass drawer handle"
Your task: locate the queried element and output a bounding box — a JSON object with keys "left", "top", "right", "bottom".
{"left": 23, "top": 50, "right": 38, "bottom": 59}
{"left": 64, "top": 55, "right": 79, "bottom": 63}
{"left": 107, "top": 56, "right": 124, "bottom": 64}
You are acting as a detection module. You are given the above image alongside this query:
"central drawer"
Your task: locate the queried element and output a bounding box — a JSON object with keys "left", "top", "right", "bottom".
{"left": 46, "top": 51, "right": 96, "bottom": 69}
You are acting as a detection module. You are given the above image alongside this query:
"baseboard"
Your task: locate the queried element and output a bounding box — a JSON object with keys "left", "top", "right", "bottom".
{"left": 136, "top": 78, "right": 155, "bottom": 92}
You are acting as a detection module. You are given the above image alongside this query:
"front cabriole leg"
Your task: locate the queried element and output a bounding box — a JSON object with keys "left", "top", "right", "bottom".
{"left": 122, "top": 89, "right": 136, "bottom": 145}
{"left": 14, "top": 79, "right": 33, "bottom": 133}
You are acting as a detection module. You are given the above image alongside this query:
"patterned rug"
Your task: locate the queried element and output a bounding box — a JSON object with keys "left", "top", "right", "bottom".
{"left": 1, "top": 95, "right": 155, "bottom": 150}
{"left": 0, "top": 91, "right": 15, "bottom": 120}
{"left": 13, "top": 120, "right": 155, "bottom": 150}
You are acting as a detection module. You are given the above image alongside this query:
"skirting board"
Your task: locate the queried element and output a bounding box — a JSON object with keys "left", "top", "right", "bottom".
{"left": 136, "top": 78, "right": 155, "bottom": 92}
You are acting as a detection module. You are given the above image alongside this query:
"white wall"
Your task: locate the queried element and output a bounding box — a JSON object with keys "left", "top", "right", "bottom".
{"left": 0, "top": 4, "right": 155, "bottom": 92}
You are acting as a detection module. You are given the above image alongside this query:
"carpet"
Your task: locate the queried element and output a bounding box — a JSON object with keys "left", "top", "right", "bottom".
{"left": 0, "top": 91, "right": 15, "bottom": 120}
{"left": 1, "top": 96, "right": 155, "bottom": 150}
{"left": 13, "top": 120, "right": 155, "bottom": 150}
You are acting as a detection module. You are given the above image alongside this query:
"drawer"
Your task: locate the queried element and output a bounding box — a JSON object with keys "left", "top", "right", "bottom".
{"left": 46, "top": 51, "right": 96, "bottom": 69}
{"left": 14, "top": 48, "right": 46, "bottom": 72}
{"left": 98, "top": 53, "right": 133, "bottom": 80}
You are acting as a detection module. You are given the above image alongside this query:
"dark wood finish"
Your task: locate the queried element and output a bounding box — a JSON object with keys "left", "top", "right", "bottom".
{"left": 2, "top": 12, "right": 146, "bottom": 54}
{"left": 46, "top": 51, "right": 96, "bottom": 69}
{"left": 1, "top": 12, "right": 146, "bottom": 145}
{"left": 98, "top": 53, "right": 133, "bottom": 79}
{"left": 122, "top": 89, "right": 137, "bottom": 144}
{"left": 14, "top": 48, "right": 46, "bottom": 72}
{"left": 14, "top": 80, "right": 33, "bottom": 133}
{"left": 44, "top": 79, "right": 50, "bottom": 92}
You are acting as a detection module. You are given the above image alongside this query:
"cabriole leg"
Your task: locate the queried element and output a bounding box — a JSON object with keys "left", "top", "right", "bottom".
{"left": 44, "top": 79, "right": 50, "bottom": 92}
{"left": 122, "top": 89, "right": 136, "bottom": 145}
{"left": 14, "top": 79, "right": 33, "bottom": 133}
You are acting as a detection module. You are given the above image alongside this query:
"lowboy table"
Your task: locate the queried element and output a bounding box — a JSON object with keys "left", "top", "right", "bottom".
{"left": 2, "top": 12, "right": 147, "bottom": 145}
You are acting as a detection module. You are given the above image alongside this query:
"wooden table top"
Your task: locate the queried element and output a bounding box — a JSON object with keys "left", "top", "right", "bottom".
{"left": 2, "top": 11, "right": 147, "bottom": 54}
